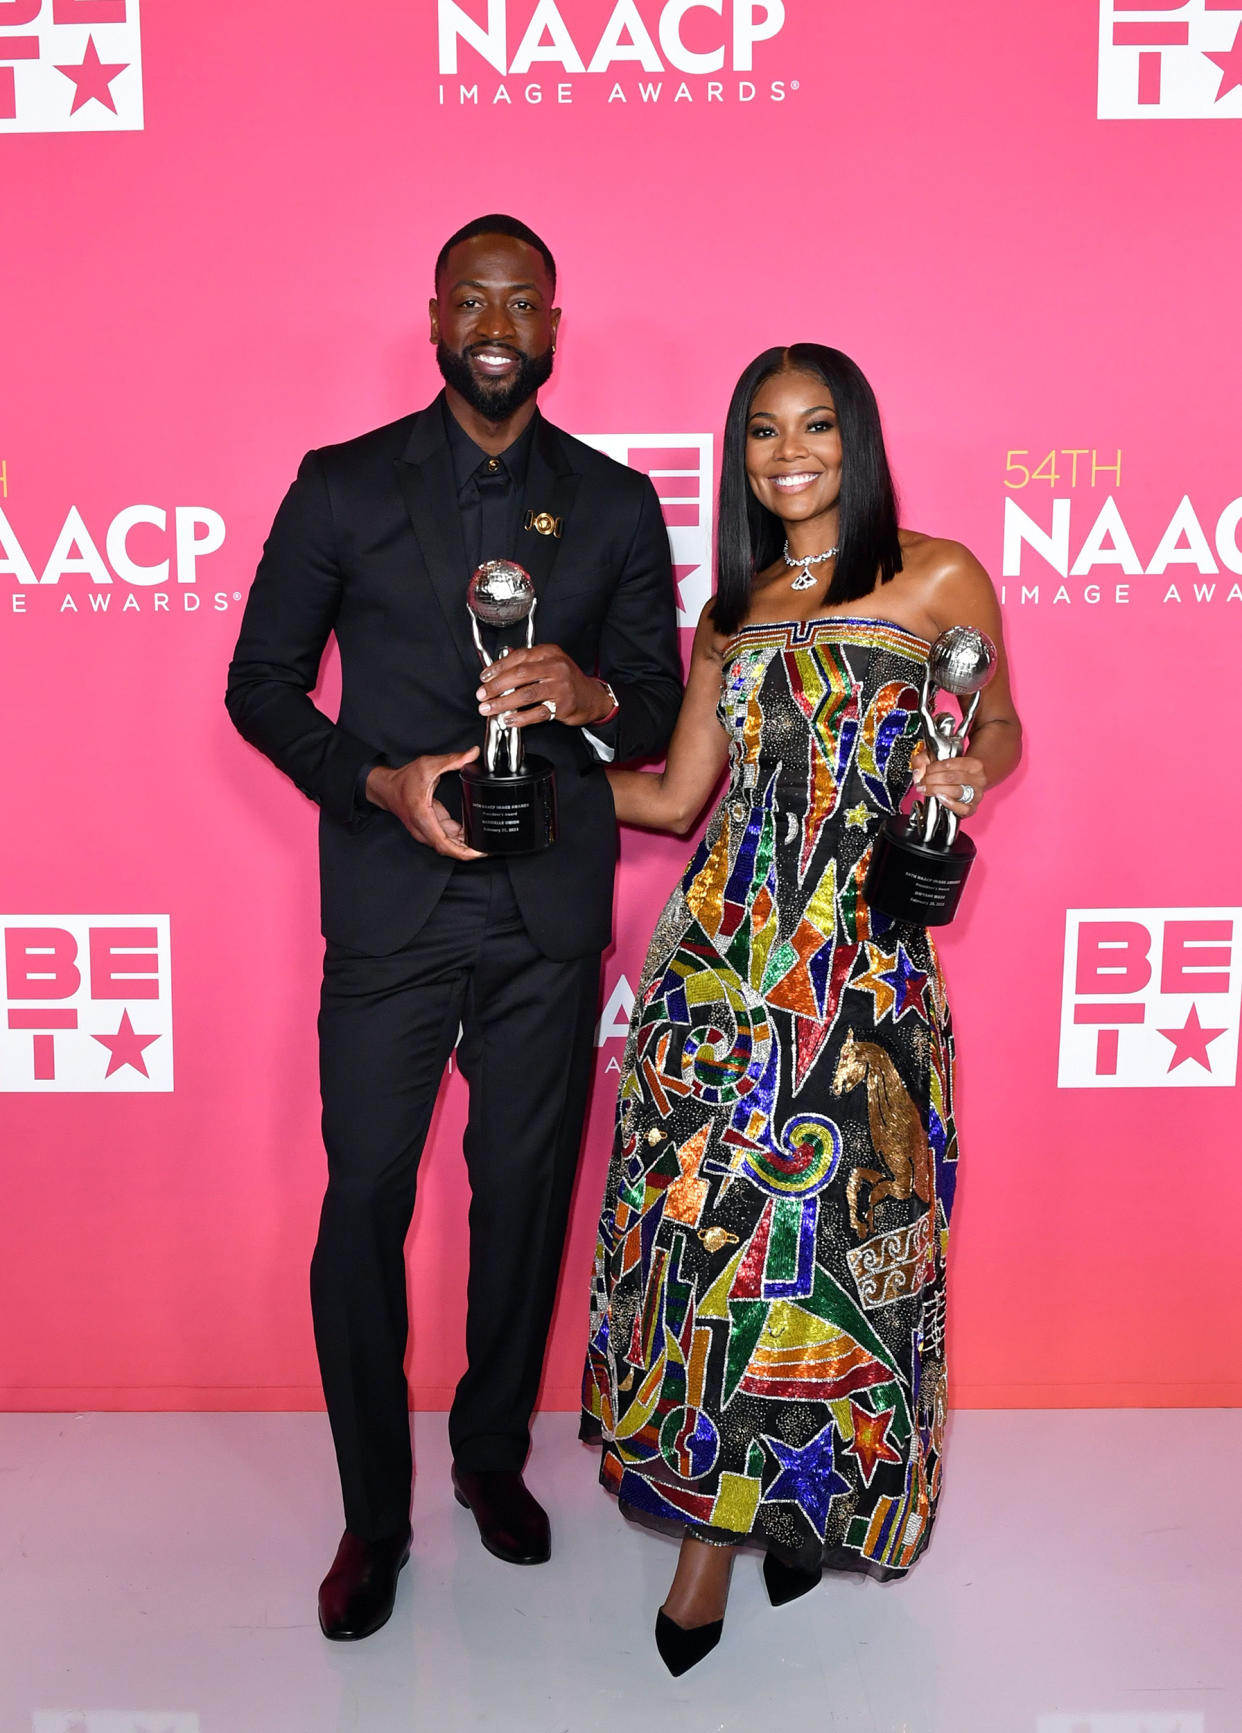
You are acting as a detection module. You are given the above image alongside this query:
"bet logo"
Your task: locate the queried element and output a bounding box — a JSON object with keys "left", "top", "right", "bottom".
{"left": 2, "top": 915, "right": 172, "bottom": 1091}
{"left": 1058, "top": 908, "right": 1241, "bottom": 1088}
{"left": 0, "top": 0, "right": 143, "bottom": 134}
{"left": 1098, "top": 0, "right": 1242, "bottom": 120}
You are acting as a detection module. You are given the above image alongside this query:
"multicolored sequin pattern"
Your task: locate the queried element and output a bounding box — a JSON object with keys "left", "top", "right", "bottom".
{"left": 582, "top": 618, "right": 959, "bottom": 1577}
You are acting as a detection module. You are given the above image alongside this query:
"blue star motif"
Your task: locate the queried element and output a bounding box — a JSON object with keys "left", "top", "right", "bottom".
{"left": 762, "top": 1422, "right": 851, "bottom": 1537}
{"left": 878, "top": 943, "right": 929, "bottom": 1023}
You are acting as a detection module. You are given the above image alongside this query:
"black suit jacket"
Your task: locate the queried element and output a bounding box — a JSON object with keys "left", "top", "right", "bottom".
{"left": 225, "top": 395, "right": 684, "bottom": 959}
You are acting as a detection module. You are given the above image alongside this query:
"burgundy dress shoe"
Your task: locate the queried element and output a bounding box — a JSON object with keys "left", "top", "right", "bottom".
{"left": 317, "top": 1527, "right": 411, "bottom": 1641}
{"left": 451, "top": 1466, "right": 551, "bottom": 1565}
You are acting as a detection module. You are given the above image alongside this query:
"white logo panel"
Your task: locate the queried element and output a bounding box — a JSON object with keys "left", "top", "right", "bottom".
{"left": 2, "top": 915, "right": 172, "bottom": 1091}
{"left": 1099, "top": 1, "right": 1242, "bottom": 118}
{"left": 0, "top": 0, "right": 143, "bottom": 133}
{"left": 578, "top": 434, "right": 712, "bottom": 628}
{"left": 1059, "top": 907, "right": 1241, "bottom": 1088}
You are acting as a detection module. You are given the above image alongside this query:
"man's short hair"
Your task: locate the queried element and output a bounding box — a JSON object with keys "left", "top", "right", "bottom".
{"left": 435, "top": 214, "right": 557, "bottom": 291}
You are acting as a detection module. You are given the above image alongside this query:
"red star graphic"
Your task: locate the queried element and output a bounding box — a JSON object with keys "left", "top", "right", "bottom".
{"left": 886, "top": 945, "right": 929, "bottom": 1023}
{"left": 1157, "top": 1003, "right": 1228, "bottom": 1073}
{"left": 1206, "top": 23, "right": 1242, "bottom": 101}
{"left": 55, "top": 35, "right": 128, "bottom": 116}
{"left": 92, "top": 1009, "right": 160, "bottom": 1078}
{"left": 844, "top": 1402, "right": 902, "bottom": 1485}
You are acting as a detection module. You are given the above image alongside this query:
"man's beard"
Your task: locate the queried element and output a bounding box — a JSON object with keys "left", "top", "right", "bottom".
{"left": 436, "top": 340, "right": 555, "bottom": 423}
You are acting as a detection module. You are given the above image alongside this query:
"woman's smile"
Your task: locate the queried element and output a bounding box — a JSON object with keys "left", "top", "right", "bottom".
{"left": 767, "top": 471, "right": 822, "bottom": 493}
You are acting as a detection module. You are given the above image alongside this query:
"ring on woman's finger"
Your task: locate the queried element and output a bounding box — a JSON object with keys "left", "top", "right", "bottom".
{"left": 958, "top": 782, "right": 976, "bottom": 806}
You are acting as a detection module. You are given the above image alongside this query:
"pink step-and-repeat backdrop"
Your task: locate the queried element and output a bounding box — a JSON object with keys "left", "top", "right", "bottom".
{"left": 3, "top": 0, "right": 1241, "bottom": 1412}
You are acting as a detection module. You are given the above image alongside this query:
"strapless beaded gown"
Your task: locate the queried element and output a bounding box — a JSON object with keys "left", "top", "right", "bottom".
{"left": 581, "top": 617, "right": 958, "bottom": 1577}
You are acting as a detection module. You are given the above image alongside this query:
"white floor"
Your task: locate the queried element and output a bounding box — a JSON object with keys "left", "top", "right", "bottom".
{"left": 0, "top": 1411, "right": 1235, "bottom": 1733}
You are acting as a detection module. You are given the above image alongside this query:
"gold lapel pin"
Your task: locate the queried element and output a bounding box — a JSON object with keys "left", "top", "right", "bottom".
{"left": 524, "top": 509, "right": 563, "bottom": 538}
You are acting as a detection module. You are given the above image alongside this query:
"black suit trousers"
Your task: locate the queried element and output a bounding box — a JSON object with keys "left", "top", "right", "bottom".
{"left": 310, "top": 859, "right": 600, "bottom": 1541}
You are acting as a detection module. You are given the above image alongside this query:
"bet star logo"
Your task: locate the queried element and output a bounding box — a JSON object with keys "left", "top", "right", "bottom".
{"left": 1058, "top": 908, "right": 1242, "bottom": 1089}
{"left": 0, "top": 0, "right": 144, "bottom": 135}
{"left": 1098, "top": 1, "right": 1242, "bottom": 120}
{"left": 2, "top": 915, "right": 172, "bottom": 1092}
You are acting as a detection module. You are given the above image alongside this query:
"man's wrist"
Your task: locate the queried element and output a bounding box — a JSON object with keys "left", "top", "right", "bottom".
{"left": 365, "top": 763, "right": 396, "bottom": 810}
{"left": 591, "top": 679, "right": 620, "bottom": 725}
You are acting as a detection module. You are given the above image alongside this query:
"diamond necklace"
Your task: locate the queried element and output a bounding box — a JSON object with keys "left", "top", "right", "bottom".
{"left": 782, "top": 540, "right": 839, "bottom": 591}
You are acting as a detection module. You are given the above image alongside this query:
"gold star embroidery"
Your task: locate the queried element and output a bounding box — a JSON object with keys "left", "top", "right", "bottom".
{"left": 845, "top": 803, "right": 870, "bottom": 829}
{"left": 850, "top": 943, "right": 900, "bottom": 1020}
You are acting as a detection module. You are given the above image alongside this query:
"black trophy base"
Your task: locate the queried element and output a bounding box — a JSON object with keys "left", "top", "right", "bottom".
{"left": 460, "top": 755, "right": 557, "bottom": 855}
{"left": 865, "top": 818, "right": 977, "bottom": 927}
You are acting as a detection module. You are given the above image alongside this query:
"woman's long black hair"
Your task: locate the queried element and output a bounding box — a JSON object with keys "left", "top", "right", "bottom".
{"left": 713, "top": 344, "right": 902, "bottom": 637}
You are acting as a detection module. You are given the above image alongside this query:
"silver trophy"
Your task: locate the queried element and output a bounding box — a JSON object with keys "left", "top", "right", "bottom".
{"left": 460, "top": 560, "right": 557, "bottom": 853}
{"left": 865, "top": 626, "right": 997, "bottom": 925}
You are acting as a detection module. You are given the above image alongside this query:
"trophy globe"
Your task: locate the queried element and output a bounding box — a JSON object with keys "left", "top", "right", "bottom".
{"left": 467, "top": 560, "right": 536, "bottom": 630}
{"left": 927, "top": 625, "right": 996, "bottom": 700}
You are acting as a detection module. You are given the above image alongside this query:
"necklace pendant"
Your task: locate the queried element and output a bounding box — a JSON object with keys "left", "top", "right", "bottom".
{"left": 782, "top": 539, "right": 839, "bottom": 593}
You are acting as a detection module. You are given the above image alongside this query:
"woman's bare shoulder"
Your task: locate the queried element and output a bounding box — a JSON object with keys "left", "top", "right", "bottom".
{"left": 898, "top": 530, "right": 1000, "bottom": 632}
{"left": 898, "top": 529, "right": 987, "bottom": 583}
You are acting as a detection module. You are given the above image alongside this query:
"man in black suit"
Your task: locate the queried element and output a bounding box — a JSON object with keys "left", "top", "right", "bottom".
{"left": 226, "top": 214, "right": 682, "bottom": 1640}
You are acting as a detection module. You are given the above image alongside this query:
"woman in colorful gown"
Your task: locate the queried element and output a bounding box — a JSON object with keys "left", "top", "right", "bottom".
{"left": 580, "top": 345, "right": 1022, "bottom": 1674}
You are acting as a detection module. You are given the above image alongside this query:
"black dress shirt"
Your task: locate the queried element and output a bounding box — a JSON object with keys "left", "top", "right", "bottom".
{"left": 443, "top": 398, "right": 537, "bottom": 572}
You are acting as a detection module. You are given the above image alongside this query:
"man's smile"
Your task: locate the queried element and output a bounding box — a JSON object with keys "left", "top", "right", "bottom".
{"left": 469, "top": 347, "right": 522, "bottom": 376}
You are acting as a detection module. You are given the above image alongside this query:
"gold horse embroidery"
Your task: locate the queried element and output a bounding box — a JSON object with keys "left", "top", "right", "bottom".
{"left": 833, "top": 1030, "right": 932, "bottom": 1238}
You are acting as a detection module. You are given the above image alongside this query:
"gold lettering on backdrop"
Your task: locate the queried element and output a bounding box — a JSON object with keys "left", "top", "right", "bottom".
{"left": 1063, "top": 449, "right": 1089, "bottom": 487}
{"left": 1003, "top": 448, "right": 1124, "bottom": 489}
{"left": 1091, "top": 448, "right": 1123, "bottom": 488}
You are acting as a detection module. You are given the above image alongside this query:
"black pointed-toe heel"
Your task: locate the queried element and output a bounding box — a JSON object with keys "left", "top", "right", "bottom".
{"left": 762, "top": 1552, "right": 821, "bottom": 1607}
{"left": 654, "top": 1608, "right": 724, "bottom": 1676}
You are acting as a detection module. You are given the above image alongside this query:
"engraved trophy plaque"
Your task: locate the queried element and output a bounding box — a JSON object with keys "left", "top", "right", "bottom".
{"left": 864, "top": 625, "right": 997, "bottom": 926}
{"left": 460, "top": 560, "right": 557, "bottom": 854}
